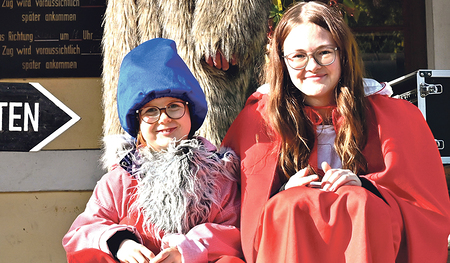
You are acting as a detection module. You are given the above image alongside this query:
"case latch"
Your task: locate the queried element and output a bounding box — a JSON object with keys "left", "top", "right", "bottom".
{"left": 420, "top": 82, "right": 443, "bottom": 97}
{"left": 435, "top": 139, "right": 445, "bottom": 150}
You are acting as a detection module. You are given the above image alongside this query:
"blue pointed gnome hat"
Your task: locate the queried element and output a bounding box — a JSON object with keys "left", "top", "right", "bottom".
{"left": 117, "top": 38, "right": 207, "bottom": 137}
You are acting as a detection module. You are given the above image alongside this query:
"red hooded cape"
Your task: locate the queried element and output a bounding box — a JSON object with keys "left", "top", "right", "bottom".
{"left": 222, "top": 91, "right": 450, "bottom": 263}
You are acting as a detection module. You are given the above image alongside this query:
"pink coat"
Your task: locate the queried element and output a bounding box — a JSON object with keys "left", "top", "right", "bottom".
{"left": 63, "top": 138, "right": 243, "bottom": 262}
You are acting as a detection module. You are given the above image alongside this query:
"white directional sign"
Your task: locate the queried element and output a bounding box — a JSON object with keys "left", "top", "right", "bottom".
{"left": 0, "top": 82, "right": 80, "bottom": 151}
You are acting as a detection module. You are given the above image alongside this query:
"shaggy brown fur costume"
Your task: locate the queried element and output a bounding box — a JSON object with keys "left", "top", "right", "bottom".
{"left": 102, "top": 0, "right": 270, "bottom": 146}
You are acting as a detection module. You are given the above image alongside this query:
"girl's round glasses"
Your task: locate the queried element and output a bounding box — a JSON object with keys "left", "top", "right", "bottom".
{"left": 283, "top": 47, "right": 339, "bottom": 70}
{"left": 139, "top": 101, "right": 188, "bottom": 124}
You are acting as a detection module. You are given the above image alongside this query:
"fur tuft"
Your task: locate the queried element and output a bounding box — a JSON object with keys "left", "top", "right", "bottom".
{"left": 101, "top": 134, "right": 136, "bottom": 171}
{"left": 129, "top": 138, "right": 238, "bottom": 237}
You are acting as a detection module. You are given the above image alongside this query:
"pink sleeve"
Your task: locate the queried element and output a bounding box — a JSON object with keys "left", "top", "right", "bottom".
{"left": 62, "top": 168, "right": 142, "bottom": 255}
{"left": 162, "top": 177, "right": 242, "bottom": 262}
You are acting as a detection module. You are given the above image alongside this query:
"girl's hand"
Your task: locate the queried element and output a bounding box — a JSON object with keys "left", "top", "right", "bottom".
{"left": 150, "top": 247, "right": 181, "bottom": 263}
{"left": 285, "top": 167, "right": 320, "bottom": 190}
{"left": 117, "top": 239, "right": 155, "bottom": 263}
{"left": 320, "top": 162, "right": 361, "bottom": 192}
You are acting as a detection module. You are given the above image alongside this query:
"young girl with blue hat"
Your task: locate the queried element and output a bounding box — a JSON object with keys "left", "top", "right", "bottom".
{"left": 63, "top": 38, "right": 243, "bottom": 263}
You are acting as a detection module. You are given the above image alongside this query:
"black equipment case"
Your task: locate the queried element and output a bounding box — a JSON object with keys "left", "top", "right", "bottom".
{"left": 388, "top": 70, "right": 450, "bottom": 164}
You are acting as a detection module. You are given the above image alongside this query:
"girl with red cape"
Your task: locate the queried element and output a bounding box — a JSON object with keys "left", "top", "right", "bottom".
{"left": 222, "top": 2, "right": 450, "bottom": 262}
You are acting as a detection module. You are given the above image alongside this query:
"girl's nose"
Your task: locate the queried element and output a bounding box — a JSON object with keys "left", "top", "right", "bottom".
{"left": 158, "top": 111, "right": 171, "bottom": 123}
{"left": 304, "top": 55, "right": 321, "bottom": 71}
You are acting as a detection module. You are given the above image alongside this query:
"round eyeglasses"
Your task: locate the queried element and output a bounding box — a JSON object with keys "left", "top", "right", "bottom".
{"left": 139, "top": 101, "right": 188, "bottom": 124}
{"left": 283, "top": 47, "right": 339, "bottom": 70}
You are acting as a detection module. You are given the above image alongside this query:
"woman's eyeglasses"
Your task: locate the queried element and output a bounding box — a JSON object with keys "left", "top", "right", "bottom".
{"left": 283, "top": 47, "right": 339, "bottom": 70}
{"left": 139, "top": 101, "right": 188, "bottom": 124}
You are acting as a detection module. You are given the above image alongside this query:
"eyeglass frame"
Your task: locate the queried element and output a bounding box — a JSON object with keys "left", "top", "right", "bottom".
{"left": 282, "top": 47, "right": 339, "bottom": 70}
{"left": 137, "top": 101, "right": 189, "bottom": 124}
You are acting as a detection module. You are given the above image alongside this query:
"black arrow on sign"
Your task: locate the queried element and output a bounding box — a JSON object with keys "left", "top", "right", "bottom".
{"left": 0, "top": 82, "right": 80, "bottom": 152}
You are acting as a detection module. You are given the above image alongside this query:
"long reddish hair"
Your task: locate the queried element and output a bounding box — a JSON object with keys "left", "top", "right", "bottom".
{"left": 264, "top": 1, "right": 368, "bottom": 178}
